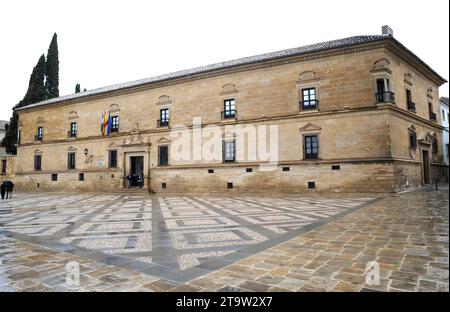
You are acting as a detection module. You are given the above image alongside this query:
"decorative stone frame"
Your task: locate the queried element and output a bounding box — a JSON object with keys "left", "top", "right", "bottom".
{"left": 371, "top": 58, "right": 394, "bottom": 105}
{"left": 299, "top": 122, "right": 321, "bottom": 160}
{"left": 408, "top": 125, "right": 418, "bottom": 159}
{"left": 297, "top": 71, "right": 320, "bottom": 113}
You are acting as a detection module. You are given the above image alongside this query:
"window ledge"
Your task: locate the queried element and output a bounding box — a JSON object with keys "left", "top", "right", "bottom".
{"left": 299, "top": 109, "right": 319, "bottom": 115}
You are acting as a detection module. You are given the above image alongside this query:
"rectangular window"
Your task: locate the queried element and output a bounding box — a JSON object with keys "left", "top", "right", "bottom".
{"left": 443, "top": 110, "right": 446, "bottom": 122}
{"left": 432, "top": 138, "right": 438, "bottom": 154}
{"left": 70, "top": 122, "right": 77, "bottom": 137}
{"left": 304, "top": 135, "right": 319, "bottom": 160}
{"left": 409, "top": 131, "right": 417, "bottom": 149}
{"left": 301, "top": 88, "right": 317, "bottom": 110}
{"left": 159, "top": 109, "right": 170, "bottom": 126}
{"left": 406, "top": 89, "right": 412, "bottom": 102}
{"left": 223, "top": 140, "right": 236, "bottom": 162}
{"left": 68, "top": 152, "right": 76, "bottom": 170}
{"left": 158, "top": 146, "right": 169, "bottom": 166}
{"left": 79, "top": 173, "right": 85, "bottom": 181}
{"left": 111, "top": 116, "right": 119, "bottom": 132}
{"left": 51, "top": 173, "right": 58, "bottom": 181}
{"left": 109, "top": 150, "right": 118, "bottom": 168}
{"left": 223, "top": 99, "right": 236, "bottom": 119}
{"left": 1, "top": 160, "right": 6, "bottom": 175}
{"left": 36, "top": 127, "right": 43, "bottom": 140}
{"left": 34, "top": 155, "right": 42, "bottom": 171}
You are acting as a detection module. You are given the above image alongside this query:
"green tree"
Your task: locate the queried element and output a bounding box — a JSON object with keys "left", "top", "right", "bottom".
{"left": 1, "top": 55, "right": 48, "bottom": 154}
{"left": 45, "top": 33, "right": 59, "bottom": 99}
{"left": 75, "top": 83, "right": 81, "bottom": 93}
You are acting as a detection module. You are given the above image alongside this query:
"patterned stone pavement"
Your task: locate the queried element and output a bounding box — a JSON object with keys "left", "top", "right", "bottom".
{"left": 0, "top": 186, "right": 448, "bottom": 292}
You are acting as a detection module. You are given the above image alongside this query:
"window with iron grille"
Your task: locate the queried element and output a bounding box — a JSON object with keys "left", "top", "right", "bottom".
{"left": 223, "top": 99, "right": 236, "bottom": 118}
{"left": 1, "top": 160, "right": 6, "bottom": 175}
{"left": 109, "top": 150, "right": 117, "bottom": 168}
{"left": 223, "top": 140, "right": 236, "bottom": 162}
{"left": 159, "top": 145, "right": 169, "bottom": 166}
{"left": 304, "top": 135, "right": 319, "bottom": 160}
{"left": 51, "top": 173, "right": 58, "bottom": 181}
{"left": 68, "top": 152, "right": 76, "bottom": 170}
{"left": 34, "top": 155, "right": 42, "bottom": 171}
{"left": 301, "top": 88, "right": 317, "bottom": 109}
{"left": 111, "top": 116, "right": 119, "bottom": 132}
{"left": 160, "top": 109, "right": 170, "bottom": 126}
{"left": 70, "top": 122, "right": 77, "bottom": 137}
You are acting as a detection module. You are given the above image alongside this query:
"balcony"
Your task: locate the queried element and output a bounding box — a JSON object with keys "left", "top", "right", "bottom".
{"left": 375, "top": 91, "right": 395, "bottom": 103}
{"left": 221, "top": 110, "right": 237, "bottom": 120}
{"left": 111, "top": 126, "right": 119, "bottom": 133}
{"left": 407, "top": 101, "right": 416, "bottom": 112}
{"left": 67, "top": 131, "right": 77, "bottom": 138}
{"left": 157, "top": 119, "right": 170, "bottom": 127}
{"left": 300, "top": 100, "right": 319, "bottom": 111}
{"left": 430, "top": 112, "right": 437, "bottom": 122}
{"left": 34, "top": 135, "right": 42, "bottom": 142}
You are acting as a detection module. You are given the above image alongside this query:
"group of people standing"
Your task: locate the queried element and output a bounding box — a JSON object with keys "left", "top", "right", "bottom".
{"left": 1, "top": 180, "right": 14, "bottom": 200}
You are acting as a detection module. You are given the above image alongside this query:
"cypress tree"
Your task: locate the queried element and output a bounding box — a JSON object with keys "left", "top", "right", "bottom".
{"left": 75, "top": 83, "right": 81, "bottom": 93}
{"left": 45, "top": 33, "right": 59, "bottom": 99}
{"left": 1, "top": 54, "right": 48, "bottom": 154}
{"left": 22, "top": 54, "right": 47, "bottom": 106}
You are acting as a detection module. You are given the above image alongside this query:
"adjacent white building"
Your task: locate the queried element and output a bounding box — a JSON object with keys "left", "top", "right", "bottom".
{"left": 440, "top": 97, "right": 449, "bottom": 180}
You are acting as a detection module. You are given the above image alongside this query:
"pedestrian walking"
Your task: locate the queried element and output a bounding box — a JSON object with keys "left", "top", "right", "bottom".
{"left": 0, "top": 182, "right": 6, "bottom": 200}
{"left": 5, "top": 180, "right": 14, "bottom": 199}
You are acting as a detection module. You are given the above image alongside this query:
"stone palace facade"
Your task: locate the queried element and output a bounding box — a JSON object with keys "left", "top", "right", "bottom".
{"left": 13, "top": 27, "right": 447, "bottom": 194}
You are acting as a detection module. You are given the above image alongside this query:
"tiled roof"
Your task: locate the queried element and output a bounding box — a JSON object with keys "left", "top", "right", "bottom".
{"left": 441, "top": 97, "right": 449, "bottom": 107}
{"left": 15, "top": 34, "right": 446, "bottom": 111}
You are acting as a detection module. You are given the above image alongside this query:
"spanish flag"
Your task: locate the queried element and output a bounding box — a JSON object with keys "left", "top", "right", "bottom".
{"left": 101, "top": 112, "right": 112, "bottom": 136}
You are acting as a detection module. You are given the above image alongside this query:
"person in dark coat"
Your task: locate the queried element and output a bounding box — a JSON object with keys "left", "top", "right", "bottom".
{"left": 5, "top": 180, "right": 14, "bottom": 199}
{"left": 0, "top": 182, "right": 6, "bottom": 200}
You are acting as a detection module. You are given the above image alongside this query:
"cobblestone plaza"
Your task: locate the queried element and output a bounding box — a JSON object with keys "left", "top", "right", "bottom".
{"left": 0, "top": 187, "right": 448, "bottom": 292}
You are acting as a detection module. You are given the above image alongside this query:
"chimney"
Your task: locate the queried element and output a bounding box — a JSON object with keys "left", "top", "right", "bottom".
{"left": 382, "top": 25, "right": 394, "bottom": 37}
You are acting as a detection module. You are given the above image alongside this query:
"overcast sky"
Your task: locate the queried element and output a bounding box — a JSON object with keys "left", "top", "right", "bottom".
{"left": 0, "top": 0, "right": 448, "bottom": 121}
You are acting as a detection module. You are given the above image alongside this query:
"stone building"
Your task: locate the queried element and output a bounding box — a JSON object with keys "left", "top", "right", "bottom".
{"left": 440, "top": 97, "right": 449, "bottom": 180}
{"left": 14, "top": 27, "right": 447, "bottom": 194}
{"left": 0, "top": 120, "right": 15, "bottom": 180}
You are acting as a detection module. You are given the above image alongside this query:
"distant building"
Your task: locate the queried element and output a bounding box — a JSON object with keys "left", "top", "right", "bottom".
{"left": 440, "top": 97, "right": 449, "bottom": 180}
{"left": 0, "top": 120, "right": 15, "bottom": 178}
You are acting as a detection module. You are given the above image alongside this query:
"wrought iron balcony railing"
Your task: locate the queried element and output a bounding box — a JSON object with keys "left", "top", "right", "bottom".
{"left": 430, "top": 112, "right": 437, "bottom": 121}
{"left": 407, "top": 101, "right": 416, "bottom": 112}
{"left": 67, "top": 131, "right": 77, "bottom": 138}
{"left": 221, "top": 110, "right": 236, "bottom": 120}
{"left": 157, "top": 119, "right": 170, "bottom": 127}
{"left": 375, "top": 91, "right": 395, "bottom": 103}
{"left": 299, "top": 100, "right": 319, "bottom": 110}
{"left": 34, "top": 135, "right": 43, "bottom": 141}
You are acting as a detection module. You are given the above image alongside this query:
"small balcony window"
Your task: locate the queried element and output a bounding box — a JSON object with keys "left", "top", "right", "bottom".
{"left": 158, "top": 109, "right": 170, "bottom": 127}
{"left": 111, "top": 116, "right": 119, "bottom": 133}
{"left": 406, "top": 90, "right": 416, "bottom": 112}
{"left": 222, "top": 99, "right": 236, "bottom": 119}
{"left": 35, "top": 127, "right": 43, "bottom": 141}
{"left": 300, "top": 88, "right": 318, "bottom": 110}
{"left": 69, "top": 122, "right": 77, "bottom": 138}
{"left": 375, "top": 78, "right": 395, "bottom": 103}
